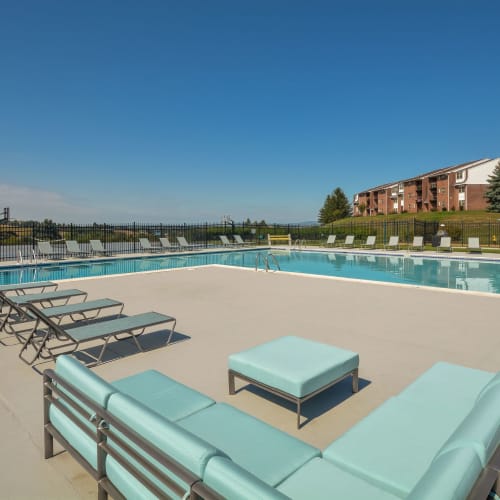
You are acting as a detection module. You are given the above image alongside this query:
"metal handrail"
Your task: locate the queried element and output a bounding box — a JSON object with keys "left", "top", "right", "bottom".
{"left": 255, "top": 253, "right": 281, "bottom": 272}
{"left": 267, "top": 253, "right": 280, "bottom": 271}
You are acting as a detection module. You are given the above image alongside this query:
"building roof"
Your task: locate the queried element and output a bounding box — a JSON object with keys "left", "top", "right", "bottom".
{"left": 356, "top": 158, "right": 491, "bottom": 195}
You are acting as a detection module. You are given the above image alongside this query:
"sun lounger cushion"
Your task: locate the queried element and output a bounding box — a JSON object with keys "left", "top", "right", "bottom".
{"left": 204, "top": 456, "right": 289, "bottom": 500}
{"left": 50, "top": 356, "right": 118, "bottom": 468}
{"left": 277, "top": 457, "right": 400, "bottom": 500}
{"left": 178, "top": 402, "right": 320, "bottom": 487}
{"left": 111, "top": 370, "right": 215, "bottom": 421}
{"left": 228, "top": 336, "right": 359, "bottom": 398}
{"left": 407, "top": 447, "right": 483, "bottom": 500}
{"left": 322, "top": 396, "right": 468, "bottom": 497}
{"left": 105, "top": 393, "right": 224, "bottom": 498}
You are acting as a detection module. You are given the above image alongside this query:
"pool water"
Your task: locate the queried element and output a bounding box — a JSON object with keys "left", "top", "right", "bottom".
{"left": 1, "top": 249, "right": 500, "bottom": 294}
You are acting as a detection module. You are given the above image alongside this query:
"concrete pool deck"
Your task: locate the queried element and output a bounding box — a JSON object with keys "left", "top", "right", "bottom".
{"left": 1, "top": 262, "right": 500, "bottom": 497}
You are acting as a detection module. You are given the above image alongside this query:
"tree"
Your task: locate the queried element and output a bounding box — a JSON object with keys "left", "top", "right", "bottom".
{"left": 485, "top": 162, "right": 500, "bottom": 212}
{"left": 318, "top": 187, "right": 351, "bottom": 224}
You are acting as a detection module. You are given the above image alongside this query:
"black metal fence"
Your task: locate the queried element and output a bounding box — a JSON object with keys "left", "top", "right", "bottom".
{"left": 1, "top": 220, "right": 500, "bottom": 262}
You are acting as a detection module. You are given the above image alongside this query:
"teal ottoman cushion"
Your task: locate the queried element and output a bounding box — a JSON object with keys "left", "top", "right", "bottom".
{"left": 112, "top": 369, "right": 215, "bottom": 421}
{"left": 277, "top": 457, "right": 400, "bottom": 500}
{"left": 323, "top": 397, "right": 467, "bottom": 497}
{"left": 228, "top": 336, "right": 359, "bottom": 398}
{"left": 407, "top": 447, "right": 483, "bottom": 500}
{"left": 203, "top": 456, "right": 289, "bottom": 500}
{"left": 178, "top": 402, "right": 320, "bottom": 486}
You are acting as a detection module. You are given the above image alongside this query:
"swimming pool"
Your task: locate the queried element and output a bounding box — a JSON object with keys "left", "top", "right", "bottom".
{"left": 1, "top": 250, "right": 499, "bottom": 294}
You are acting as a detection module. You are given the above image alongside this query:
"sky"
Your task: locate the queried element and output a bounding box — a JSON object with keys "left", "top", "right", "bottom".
{"left": 1, "top": 1, "right": 500, "bottom": 223}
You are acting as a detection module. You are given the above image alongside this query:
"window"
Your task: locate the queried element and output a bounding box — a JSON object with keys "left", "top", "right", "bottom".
{"left": 458, "top": 185, "right": 465, "bottom": 193}
{"left": 456, "top": 170, "right": 464, "bottom": 181}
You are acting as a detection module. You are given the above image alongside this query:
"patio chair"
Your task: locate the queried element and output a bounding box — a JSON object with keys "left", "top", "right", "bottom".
{"left": 324, "top": 235, "right": 337, "bottom": 247}
{"left": 342, "top": 235, "right": 355, "bottom": 248}
{"left": 177, "top": 236, "right": 203, "bottom": 250}
{"left": 384, "top": 236, "right": 400, "bottom": 250}
{"left": 65, "top": 240, "right": 91, "bottom": 258}
{"left": 37, "top": 241, "right": 60, "bottom": 260}
{"left": 360, "top": 235, "right": 376, "bottom": 249}
{"left": 90, "top": 240, "right": 113, "bottom": 256}
{"left": 0, "top": 289, "right": 88, "bottom": 334}
{"left": 467, "top": 237, "right": 482, "bottom": 253}
{"left": 138, "top": 238, "right": 162, "bottom": 253}
{"left": 19, "top": 304, "right": 177, "bottom": 366}
{"left": 233, "top": 234, "right": 248, "bottom": 246}
{"left": 437, "top": 236, "right": 452, "bottom": 252}
{"left": 159, "top": 237, "right": 179, "bottom": 252}
{"left": 219, "top": 235, "right": 232, "bottom": 247}
{"left": 409, "top": 236, "right": 424, "bottom": 251}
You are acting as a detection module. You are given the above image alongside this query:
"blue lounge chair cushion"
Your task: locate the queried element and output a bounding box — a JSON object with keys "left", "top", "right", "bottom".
{"left": 49, "top": 355, "right": 119, "bottom": 470}
{"left": 111, "top": 370, "right": 215, "bottom": 421}
{"left": 107, "top": 393, "right": 223, "bottom": 478}
{"left": 203, "top": 456, "right": 289, "bottom": 500}
{"left": 397, "top": 362, "right": 494, "bottom": 409}
{"left": 476, "top": 371, "right": 500, "bottom": 403}
{"left": 178, "top": 402, "right": 320, "bottom": 487}
{"left": 277, "top": 457, "right": 400, "bottom": 500}
{"left": 407, "top": 447, "right": 483, "bottom": 500}
{"left": 439, "top": 391, "right": 500, "bottom": 466}
{"left": 228, "top": 336, "right": 359, "bottom": 398}
{"left": 322, "top": 397, "right": 468, "bottom": 497}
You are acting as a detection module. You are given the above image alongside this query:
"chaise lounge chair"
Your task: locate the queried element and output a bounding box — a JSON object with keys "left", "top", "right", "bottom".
{"left": 177, "top": 236, "right": 203, "bottom": 250}
{"left": 360, "top": 235, "right": 376, "bottom": 249}
{"left": 233, "top": 234, "right": 248, "bottom": 246}
{"left": 37, "top": 241, "right": 60, "bottom": 260}
{"left": 138, "top": 238, "right": 162, "bottom": 253}
{"left": 409, "top": 236, "right": 424, "bottom": 251}
{"left": 0, "top": 288, "right": 88, "bottom": 334}
{"left": 324, "top": 235, "right": 337, "bottom": 247}
{"left": 65, "top": 240, "right": 91, "bottom": 258}
{"left": 90, "top": 240, "right": 113, "bottom": 256}
{"left": 159, "top": 237, "right": 179, "bottom": 252}
{"left": 19, "top": 304, "right": 177, "bottom": 365}
{"left": 384, "top": 235, "right": 400, "bottom": 250}
{"left": 342, "top": 235, "right": 355, "bottom": 248}
{"left": 467, "top": 237, "right": 482, "bottom": 253}
{"left": 219, "top": 235, "right": 236, "bottom": 247}
{"left": 437, "top": 236, "right": 452, "bottom": 252}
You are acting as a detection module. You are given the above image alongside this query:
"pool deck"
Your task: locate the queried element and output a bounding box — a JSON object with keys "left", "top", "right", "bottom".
{"left": 1, "top": 247, "right": 500, "bottom": 497}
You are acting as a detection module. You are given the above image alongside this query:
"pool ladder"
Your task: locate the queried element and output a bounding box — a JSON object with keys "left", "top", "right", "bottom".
{"left": 17, "top": 249, "right": 38, "bottom": 266}
{"left": 255, "top": 253, "right": 281, "bottom": 272}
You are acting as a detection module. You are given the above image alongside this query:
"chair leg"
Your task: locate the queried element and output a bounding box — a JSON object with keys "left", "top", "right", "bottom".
{"left": 352, "top": 369, "right": 359, "bottom": 393}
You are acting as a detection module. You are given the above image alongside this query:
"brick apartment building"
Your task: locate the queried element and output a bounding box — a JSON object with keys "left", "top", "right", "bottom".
{"left": 353, "top": 158, "right": 500, "bottom": 216}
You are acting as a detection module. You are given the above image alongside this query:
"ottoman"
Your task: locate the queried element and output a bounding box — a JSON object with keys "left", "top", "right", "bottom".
{"left": 228, "top": 336, "right": 359, "bottom": 428}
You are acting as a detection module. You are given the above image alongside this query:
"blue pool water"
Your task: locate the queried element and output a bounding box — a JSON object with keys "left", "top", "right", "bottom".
{"left": 1, "top": 249, "right": 500, "bottom": 294}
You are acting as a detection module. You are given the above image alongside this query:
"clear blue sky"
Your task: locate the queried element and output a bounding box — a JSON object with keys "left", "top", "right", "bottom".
{"left": 1, "top": 0, "right": 499, "bottom": 223}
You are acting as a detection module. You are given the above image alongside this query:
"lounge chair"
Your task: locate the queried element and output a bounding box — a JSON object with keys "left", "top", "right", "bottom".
{"left": 219, "top": 235, "right": 236, "bottom": 247}
{"left": 384, "top": 236, "right": 400, "bottom": 250}
{"left": 138, "top": 238, "right": 162, "bottom": 253}
{"left": 233, "top": 234, "right": 248, "bottom": 246}
{"left": 324, "top": 235, "right": 337, "bottom": 247}
{"left": 437, "top": 236, "right": 452, "bottom": 252}
{"left": 409, "top": 236, "right": 424, "bottom": 251}
{"left": 467, "top": 237, "right": 482, "bottom": 253}
{"left": 89, "top": 240, "right": 113, "bottom": 256}
{"left": 37, "top": 241, "right": 60, "bottom": 260}
{"left": 19, "top": 304, "right": 177, "bottom": 365}
{"left": 360, "top": 235, "right": 376, "bottom": 249}
{"left": 177, "top": 236, "right": 203, "bottom": 250}
{"left": 159, "top": 237, "right": 179, "bottom": 252}
{"left": 0, "top": 288, "right": 88, "bottom": 334}
{"left": 65, "top": 240, "right": 91, "bottom": 258}
{"left": 342, "top": 235, "right": 355, "bottom": 248}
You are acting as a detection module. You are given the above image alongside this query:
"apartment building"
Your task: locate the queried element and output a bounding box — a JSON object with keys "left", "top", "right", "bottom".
{"left": 353, "top": 158, "right": 500, "bottom": 216}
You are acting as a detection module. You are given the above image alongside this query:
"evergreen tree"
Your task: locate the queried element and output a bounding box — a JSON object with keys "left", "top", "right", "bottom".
{"left": 485, "top": 162, "right": 500, "bottom": 212}
{"left": 318, "top": 187, "right": 351, "bottom": 224}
